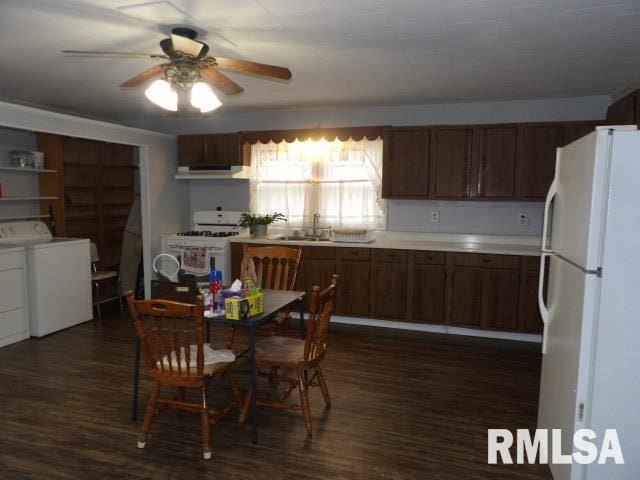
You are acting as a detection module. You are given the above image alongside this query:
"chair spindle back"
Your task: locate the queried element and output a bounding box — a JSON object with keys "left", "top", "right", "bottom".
{"left": 303, "top": 274, "right": 339, "bottom": 364}
{"left": 241, "top": 244, "right": 302, "bottom": 291}
{"left": 127, "top": 292, "right": 206, "bottom": 378}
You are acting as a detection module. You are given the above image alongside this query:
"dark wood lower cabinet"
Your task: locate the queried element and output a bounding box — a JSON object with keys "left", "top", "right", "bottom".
{"left": 450, "top": 267, "right": 484, "bottom": 327}
{"left": 371, "top": 262, "right": 408, "bottom": 320}
{"left": 483, "top": 269, "right": 521, "bottom": 330}
{"left": 411, "top": 265, "right": 447, "bottom": 324}
{"left": 232, "top": 243, "right": 543, "bottom": 334}
{"left": 336, "top": 261, "right": 371, "bottom": 316}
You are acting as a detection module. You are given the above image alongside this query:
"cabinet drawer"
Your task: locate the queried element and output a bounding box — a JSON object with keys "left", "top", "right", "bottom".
{"left": 453, "top": 253, "right": 520, "bottom": 269}
{"left": 413, "top": 251, "right": 446, "bottom": 265}
{"left": 302, "top": 245, "right": 335, "bottom": 260}
{"left": 372, "top": 249, "right": 408, "bottom": 263}
{"left": 337, "top": 248, "right": 370, "bottom": 261}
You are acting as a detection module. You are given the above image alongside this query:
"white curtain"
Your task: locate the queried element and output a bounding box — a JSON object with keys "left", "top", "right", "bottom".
{"left": 249, "top": 138, "right": 386, "bottom": 229}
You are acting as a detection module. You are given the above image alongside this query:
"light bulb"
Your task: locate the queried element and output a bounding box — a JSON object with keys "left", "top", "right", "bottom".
{"left": 144, "top": 79, "right": 178, "bottom": 111}
{"left": 190, "top": 81, "right": 222, "bottom": 113}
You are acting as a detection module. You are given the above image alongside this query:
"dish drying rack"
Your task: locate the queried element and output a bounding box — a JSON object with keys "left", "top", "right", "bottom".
{"left": 330, "top": 228, "right": 374, "bottom": 243}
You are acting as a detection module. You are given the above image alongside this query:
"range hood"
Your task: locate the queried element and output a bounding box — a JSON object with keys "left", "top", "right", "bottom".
{"left": 174, "top": 165, "right": 250, "bottom": 180}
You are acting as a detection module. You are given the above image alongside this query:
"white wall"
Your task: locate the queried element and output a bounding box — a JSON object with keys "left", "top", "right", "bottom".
{"left": 0, "top": 127, "right": 39, "bottom": 220}
{"left": 0, "top": 101, "right": 186, "bottom": 297}
{"left": 132, "top": 95, "right": 607, "bottom": 236}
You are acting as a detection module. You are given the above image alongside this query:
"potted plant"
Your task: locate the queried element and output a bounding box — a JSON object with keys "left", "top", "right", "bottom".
{"left": 239, "top": 212, "right": 287, "bottom": 238}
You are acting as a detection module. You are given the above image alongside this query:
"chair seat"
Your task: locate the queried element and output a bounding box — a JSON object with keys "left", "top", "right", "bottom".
{"left": 158, "top": 344, "right": 236, "bottom": 376}
{"left": 255, "top": 336, "right": 305, "bottom": 364}
{"left": 92, "top": 270, "right": 118, "bottom": 281}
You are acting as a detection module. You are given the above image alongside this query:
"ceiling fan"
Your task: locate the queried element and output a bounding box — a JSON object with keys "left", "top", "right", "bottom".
{"left": 63, "top": 27, "right": 292, "bottom": 113}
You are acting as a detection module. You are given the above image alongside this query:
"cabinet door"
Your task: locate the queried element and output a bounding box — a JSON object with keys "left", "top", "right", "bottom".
{"left": 450, "top": 267, "right": 484, "bottom": 327}
{"left": 516, "top": 125, "right": 562, "bottom": 199}
{"left": 178, "top": 136, "right": 207, "bottom": 166}
{"left": 519, "top": 257, "right": 544, "bottom": 333}
{"left": 431, "top": 128, "right": 473, "bottom": 198}
{"left": 296, "top": 259, "right": 337, "bottom": 309}
{"left": 337, "top": 260, "right": 371, "bottom": 316}
{"left": 412, "top": 265, "right": 447, "bottom": 324}
{"left": 561, "top": 122, "right": 598, "bottom": 147}
{"left": 483, "top": 269, "right": 521, "bottom": 330}
{"left": 476, "top": 126, "right": 518, "bottom": 198}
{"left": 606, "top": 93, "right": 637, "bottom": 124}
{"left": 371, "top": 263, "right": 408, "bottom": 319}
{"left": 208, "top": 134, "right": 242, "bottom": 166}
{"left": 386, "top": 129, "right": 430, "bottom": 197}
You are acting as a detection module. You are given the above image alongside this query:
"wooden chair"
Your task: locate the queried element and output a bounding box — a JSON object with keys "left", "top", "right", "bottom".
{"left": 126, "top": 292, "right": 241, "bottom": 460}
{"left": 240, "top": 244, "right": 302, "bottom": 333}
{"left": 238, "top": 274, "right": 339, "bottom": 437}
{"left": 240, "top": 244, "right": 302, "bottom": 291}
{"left": 91, "top": 242, "right": 123, "bottom": 317}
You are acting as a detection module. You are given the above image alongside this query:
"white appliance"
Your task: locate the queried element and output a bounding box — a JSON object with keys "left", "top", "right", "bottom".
{"left": 0, "top": 245, "right": 29, "bottom": 347}
{"left": 537, "top": 126, "right": 640, "bottom": 479}
{"left": 0, "top": 221, "right": 92, "bottom": 337}
{"left": 160, "top": 210, "right": 248, "bottom": 284}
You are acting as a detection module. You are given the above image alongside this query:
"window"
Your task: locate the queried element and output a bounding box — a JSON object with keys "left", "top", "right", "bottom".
{"left": 249, "top": 138, "right": 386, "bottom": 229}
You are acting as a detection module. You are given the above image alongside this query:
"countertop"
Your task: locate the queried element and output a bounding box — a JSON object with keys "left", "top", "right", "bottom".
{"left": 231, "top": 231, "right": 542, "bottom": 257}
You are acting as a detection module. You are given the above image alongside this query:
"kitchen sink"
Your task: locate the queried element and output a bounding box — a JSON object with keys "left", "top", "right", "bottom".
{"left": 280, "top": 235, "right": 332, "bottom": 243}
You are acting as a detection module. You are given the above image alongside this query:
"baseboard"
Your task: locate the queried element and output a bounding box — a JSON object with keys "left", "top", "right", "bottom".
{"left": 330, "top": 315, "right": 543, "bottom": 343}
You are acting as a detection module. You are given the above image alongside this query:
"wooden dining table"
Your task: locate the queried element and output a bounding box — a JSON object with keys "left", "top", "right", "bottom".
{"left": 131, "top": 289, "right": 306, "bottom": 445}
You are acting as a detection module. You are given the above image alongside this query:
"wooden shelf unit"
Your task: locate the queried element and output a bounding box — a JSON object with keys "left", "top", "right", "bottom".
{"left": 37, "top": 133, "right": 135, "bottom": 270}
{"left": 0, "top": 166, "right": 57, "bottom": 173}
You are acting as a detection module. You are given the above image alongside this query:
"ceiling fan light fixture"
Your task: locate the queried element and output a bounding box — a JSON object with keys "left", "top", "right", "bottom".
{"left": 144, "top": 79, "right": 178, "bottom": 111}
{"left": 190, "top": 81, "right": 222, "bottom": 113}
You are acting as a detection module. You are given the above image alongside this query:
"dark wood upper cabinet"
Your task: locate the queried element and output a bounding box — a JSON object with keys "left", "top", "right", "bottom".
{"left": 431, "top": 128, "right": 473, "bottom": 198}
{"left": 383, "top": 128, "right": 430, "bottom": 197}
{"left": 606, "top": 91, "right": 637, "bottom": 125}
{"left": 178, "top": 133, "right": 243, "bottom": 166}
{"left": 516, "top": 124, "right": 562, "bottom": 200}
{"left": 476, "top": 126, "right": 518, "bottom": 198}
{"left": 561, "top": 121, "right": 599, "bottom": 147}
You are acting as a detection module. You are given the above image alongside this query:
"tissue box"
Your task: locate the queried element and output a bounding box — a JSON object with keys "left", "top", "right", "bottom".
{"left": 225, "top": 292, "right": 264, "bottom": 320}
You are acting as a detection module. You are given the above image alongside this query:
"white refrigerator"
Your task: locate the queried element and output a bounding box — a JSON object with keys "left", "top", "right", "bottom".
{"left": 537, "top": 126, "right": 640, "bottom": 479}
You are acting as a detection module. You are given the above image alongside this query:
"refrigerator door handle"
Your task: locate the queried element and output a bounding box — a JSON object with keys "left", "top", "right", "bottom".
{"left": 541, "top": 177, "right": 558, "bottom": 252}
{"left": 538, "top": 252, "right": 551, "bottom": 354}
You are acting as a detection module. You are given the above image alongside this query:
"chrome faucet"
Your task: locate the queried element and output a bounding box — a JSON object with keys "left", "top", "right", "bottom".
{"left": 312, "top": 213, "right": 321, "bottom": 235}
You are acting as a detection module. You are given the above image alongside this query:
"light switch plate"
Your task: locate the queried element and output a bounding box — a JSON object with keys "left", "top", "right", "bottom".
{"left": 518, "top": 213, "right": 529, "bottom": 226}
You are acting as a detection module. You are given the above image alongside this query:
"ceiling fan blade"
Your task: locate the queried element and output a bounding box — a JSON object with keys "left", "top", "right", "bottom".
{"left": 200, "top": 67, "right": 244, "bottom": 95}
{"left": 63, "top": 50, "right": 167, "bottom": 59}
{"left": 213, "top": 57, "right": 292, "bottom": 80}
{"left": 120, "top": 64, "right": 166, "bottom": 88}
{"left": 171, "top": 33, "right": 206, "bottom": 58}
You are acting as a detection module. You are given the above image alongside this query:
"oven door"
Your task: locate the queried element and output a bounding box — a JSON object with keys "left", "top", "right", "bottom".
{"left": 163, "top": 243, "right": 230, "bottom": 285}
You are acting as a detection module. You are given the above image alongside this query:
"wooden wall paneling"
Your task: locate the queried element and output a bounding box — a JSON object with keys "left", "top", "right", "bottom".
{"left": 516, "top": 124, "right": 562, "bottom": 200}
{"left": 431, "top": 127, "right": 473, "bottom": 198}
{"left": 37, "top": 133, "right": 66, "bottom": 236}
{"left": 386, "top": 128, "right": 431, "bottom": 197}
{"left": 476, "top": 125, "right": 518, "bottom": 198}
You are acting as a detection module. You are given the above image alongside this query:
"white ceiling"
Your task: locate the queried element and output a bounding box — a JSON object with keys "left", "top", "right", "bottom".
{"left": 0, "top": 0, "right": 638, "bottom": 122}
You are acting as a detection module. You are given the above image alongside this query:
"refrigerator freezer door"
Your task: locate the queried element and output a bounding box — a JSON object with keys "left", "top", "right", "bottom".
{"left": 550, "top": 129, "right": 612, "bottom": 270}
{"left": 538, "top": 256, "right": 599, "bottom": 480}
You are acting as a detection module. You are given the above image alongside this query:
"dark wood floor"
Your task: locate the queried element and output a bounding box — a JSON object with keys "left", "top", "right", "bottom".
{"left": 0, "top": 305, "right": 551, "bottom": 479}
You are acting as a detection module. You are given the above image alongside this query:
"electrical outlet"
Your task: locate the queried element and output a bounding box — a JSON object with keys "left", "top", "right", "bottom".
{"left": 518, "top": 213, "right": 529, "bottom": 227}
{"left": 430, "top": 210, "right": 440, "bottom": 223}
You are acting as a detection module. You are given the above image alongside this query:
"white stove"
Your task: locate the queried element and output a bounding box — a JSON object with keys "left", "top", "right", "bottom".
{"left": 160, "top": 210, "right": 248, "bottom": 284}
